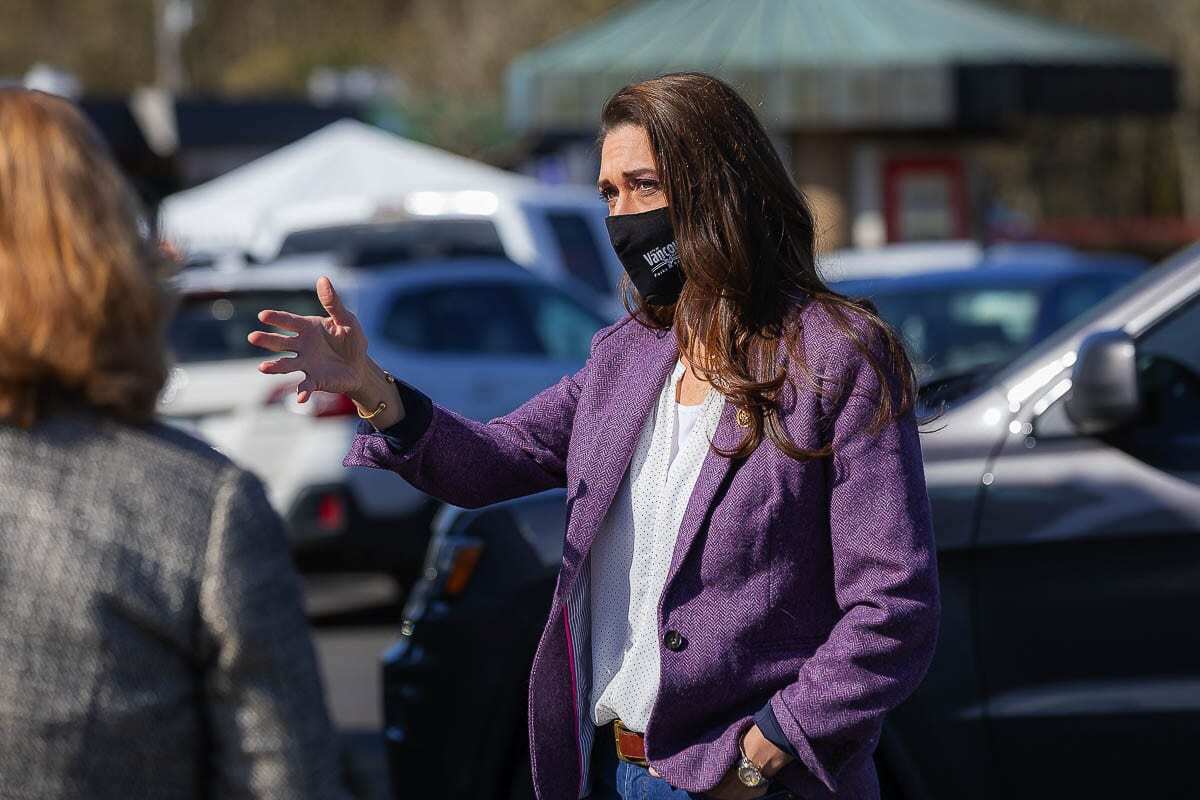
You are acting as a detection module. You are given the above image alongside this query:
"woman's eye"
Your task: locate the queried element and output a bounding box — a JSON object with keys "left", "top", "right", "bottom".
{"left": 598, "top": 188, "right": 616, "bottom": 203}
{"left": 635, "top": 180, "right": 660, "bottom": 194}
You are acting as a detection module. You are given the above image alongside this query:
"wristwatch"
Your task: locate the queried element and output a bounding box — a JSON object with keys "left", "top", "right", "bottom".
{"left": 736, "top": 738, "right": 768, "bottom": 788}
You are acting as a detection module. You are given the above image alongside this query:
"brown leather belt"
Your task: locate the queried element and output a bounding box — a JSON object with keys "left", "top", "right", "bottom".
{"left": 612, "top": 719, "right": 648, "bottom": 766}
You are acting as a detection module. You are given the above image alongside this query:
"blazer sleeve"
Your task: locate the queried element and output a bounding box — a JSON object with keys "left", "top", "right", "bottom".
{"left": 341, "top": 321, "right": 618, "bottom": 509}
{"left": 767, "top": 328, "right": 941, "bottom": 793}
{"left": 198, "top": 465, "right": 351, "bottom": 800}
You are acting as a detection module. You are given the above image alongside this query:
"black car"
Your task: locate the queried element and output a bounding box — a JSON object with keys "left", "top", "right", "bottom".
{"left": 381, "top": 245, "right": 1200, "bottom": 798}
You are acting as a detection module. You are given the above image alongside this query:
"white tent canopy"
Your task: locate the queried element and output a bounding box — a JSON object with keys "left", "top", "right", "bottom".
{"left": 158, "top": 119, "right": 538, "bottom": 255}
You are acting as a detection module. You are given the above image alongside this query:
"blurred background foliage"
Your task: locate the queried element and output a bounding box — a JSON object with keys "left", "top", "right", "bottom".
{"left": 2, "top": 0, "right": 1198, "bottom": 217}
{"left": 0, "top": 0, "right": 625, "bottom": 157}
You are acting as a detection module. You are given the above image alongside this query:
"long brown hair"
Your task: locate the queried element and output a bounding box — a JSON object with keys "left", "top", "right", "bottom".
{"left": 0, "top": 89, "right": 170, "bottom": 428}
{"left": 600, "top": 72, "right": 918, "bottom": 460}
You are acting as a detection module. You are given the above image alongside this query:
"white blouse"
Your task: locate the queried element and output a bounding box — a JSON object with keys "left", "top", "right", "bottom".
{"left": 588, "top": 358, "right": 726, "bottom": 732}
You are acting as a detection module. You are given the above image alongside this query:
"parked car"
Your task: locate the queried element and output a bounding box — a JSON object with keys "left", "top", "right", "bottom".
{"left": 820, "top": 239, "right": 1145, "bottom": 282}
{"left": 159, "top": 255, "right": 610, "bottom": 576}
{"left": 380, "top": 244, "right": 1200, "bottom": 798}
{"left": 247, "top": 186, "right": 627, "bottom": 316}
{"left": 830, "top": 257, "right": 1142, "bottom": 408}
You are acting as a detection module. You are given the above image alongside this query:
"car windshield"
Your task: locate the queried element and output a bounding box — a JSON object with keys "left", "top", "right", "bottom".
{"left": 993, "top": 243, "right": 1200, "bottom": 385}
{"left": 864, "top": 286, "right": 1042, "bottom": 385}
{"left": 845, "top": 264, "right": 1141, "bottom": 390}
{"left": 169, "top": 290, "right": 324, "bottom": 364}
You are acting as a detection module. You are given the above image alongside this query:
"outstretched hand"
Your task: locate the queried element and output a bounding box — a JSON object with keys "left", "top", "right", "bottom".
{"left": 248, "top": 276, "right": 369, "bottom": 404}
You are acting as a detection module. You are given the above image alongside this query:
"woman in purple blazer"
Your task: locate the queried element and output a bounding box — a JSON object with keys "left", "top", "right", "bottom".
{"left": 251, "top": 73, "right": 939, "bottom": 800}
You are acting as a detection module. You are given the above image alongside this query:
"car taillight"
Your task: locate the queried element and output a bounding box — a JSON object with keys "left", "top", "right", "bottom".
{"left": 401, "top": 533, "right": 486, "bottom": 625}
{"left": 315, "top": 491, "right": 348, "bottom": 532}
{"left": 265, "top": 384, "right": 357, "bottom": 418}
{"left": 442, "top": 541, "right": 484, "bottom": 597}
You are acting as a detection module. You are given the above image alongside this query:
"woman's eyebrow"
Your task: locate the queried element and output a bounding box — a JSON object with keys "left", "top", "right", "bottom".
{"left": 596, "top": 168, "right": 658, "bottom": 191}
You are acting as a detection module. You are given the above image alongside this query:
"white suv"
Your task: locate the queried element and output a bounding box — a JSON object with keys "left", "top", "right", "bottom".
{"left": 160, "top": 255, "right": 610, "bottom": 575}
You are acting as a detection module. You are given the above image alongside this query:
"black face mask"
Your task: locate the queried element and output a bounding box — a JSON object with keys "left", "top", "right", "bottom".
{"left": 605, "top": 207, "right": 685, "bottom": 306}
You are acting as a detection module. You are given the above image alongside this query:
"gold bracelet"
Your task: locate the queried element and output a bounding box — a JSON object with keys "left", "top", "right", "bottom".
{"left": 357, "top": 400, "right": 387, "bottom": 420}
{"left": 356, "top": 370, "right": 397, "bottom": 420}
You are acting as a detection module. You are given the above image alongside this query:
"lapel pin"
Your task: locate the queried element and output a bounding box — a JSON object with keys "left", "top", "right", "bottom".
{"left": 735, "top": 407, "right": 752, "bottom": 428}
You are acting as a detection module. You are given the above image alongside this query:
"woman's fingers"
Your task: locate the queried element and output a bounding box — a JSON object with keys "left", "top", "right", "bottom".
{"left": 247, "top": 330, "right": 299, "bottom": 353}
{"left": 316, "top": 276, "right": 351, "bottom": 326}
{"left": 296, "top": 377, "right": 319, "bottom": 403}
{"left": 259, "top": 355, "right": 304, "bottom": 375}
{"left": 255, "top": 288, "right": 352, "bottom": 402}
{"left": 258, "top": 309, "right": 308, "bottom": 333}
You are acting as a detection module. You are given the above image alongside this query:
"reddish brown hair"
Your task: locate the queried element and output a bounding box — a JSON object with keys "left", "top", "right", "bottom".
{"left": 0, "top": 89, "right": 170, "bottom": 427}
{"left": 600, "top": 72, "right": 918, "bottom": 460}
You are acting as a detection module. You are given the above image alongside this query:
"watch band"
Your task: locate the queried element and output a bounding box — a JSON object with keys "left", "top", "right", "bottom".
{"left": 736, "top": 739, "right": 768, "bottom": 788}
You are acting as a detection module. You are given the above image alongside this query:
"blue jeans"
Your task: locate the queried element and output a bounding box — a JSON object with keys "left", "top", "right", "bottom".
{"left": 588, "top": 724, "right": 794, "bottom": 800}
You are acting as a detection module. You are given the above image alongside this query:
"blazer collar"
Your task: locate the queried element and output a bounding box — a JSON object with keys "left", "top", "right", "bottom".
{"left": 564, "top": 322, "right": 745, "bottom": 590}
{"left": 571, "top": 323, "right": 678, "bottom": 549}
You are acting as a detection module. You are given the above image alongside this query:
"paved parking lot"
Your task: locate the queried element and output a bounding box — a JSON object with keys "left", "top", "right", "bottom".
{"left": 305, "top": 573, "right": 403, "bottom": 800}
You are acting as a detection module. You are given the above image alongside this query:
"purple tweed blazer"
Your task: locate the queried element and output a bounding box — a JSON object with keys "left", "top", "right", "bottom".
{"left": 344, "top": 299, "right": 940, "bottom": 800}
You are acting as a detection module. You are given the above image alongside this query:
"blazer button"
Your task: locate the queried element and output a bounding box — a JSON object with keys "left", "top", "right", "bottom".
{"left": 663, "top": 630, "right": 686, "bottom": 652}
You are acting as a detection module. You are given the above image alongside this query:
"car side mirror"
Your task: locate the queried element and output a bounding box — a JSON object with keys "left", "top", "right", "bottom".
{"left": 1064, "top": 329, "right": 1140, "bottom": 435}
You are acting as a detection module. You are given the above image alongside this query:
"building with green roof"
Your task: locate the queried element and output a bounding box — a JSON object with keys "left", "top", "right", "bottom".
{"left": 507, "top": 0, "right": 1176, "bottom": 250}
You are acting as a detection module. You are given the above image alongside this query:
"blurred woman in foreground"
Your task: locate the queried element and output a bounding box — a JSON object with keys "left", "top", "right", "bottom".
{"left": 0, "top": 88, "right": 349, "bottom": 800}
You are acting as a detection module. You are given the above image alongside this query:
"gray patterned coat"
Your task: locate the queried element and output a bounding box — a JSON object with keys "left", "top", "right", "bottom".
{"left": 0, "top": 411, "right": 350, "bottom": 800}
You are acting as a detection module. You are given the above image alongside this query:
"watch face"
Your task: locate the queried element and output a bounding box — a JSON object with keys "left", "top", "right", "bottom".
{"left": 737, "top": 761, "right": 766, "bottom": 787}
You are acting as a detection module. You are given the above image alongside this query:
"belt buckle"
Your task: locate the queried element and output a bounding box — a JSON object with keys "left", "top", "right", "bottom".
{"left": 612, "top": 719, "right": 649, "bottom": 767}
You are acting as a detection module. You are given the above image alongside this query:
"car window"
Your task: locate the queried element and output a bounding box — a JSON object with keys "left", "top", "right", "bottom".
{"left": 517, "top": 284, "right": 607, "bottom": 361}
{"left": 1048, "top": 275, "right": 1136, "bottom": 333}
{"left": 867, "top": 286, "right": 1040, "bottom": 382}
{"left": 997, "top": 243, "right": 1200, "bottom": 386}
{"left": 168, "top": 290, "right": 323, "bottom": 363}
{"left": 1135, "top": 294, "right": 1200, "bottom": 435}
{"left": 545, "top": 211, "right": 611, "bottom": 295}
{"left": 279, "top": 219, "right": 505, "bottom": 264}
{"left": 381, "top": 284, "right": 543, "bottom": 356}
